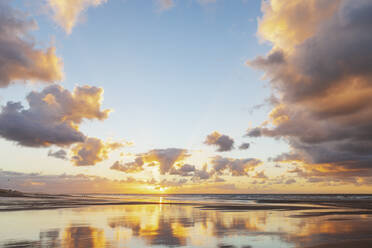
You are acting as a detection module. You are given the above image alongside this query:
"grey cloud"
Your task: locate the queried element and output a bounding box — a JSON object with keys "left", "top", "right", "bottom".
{"left": 269, "top": 152, "right": 303, "bottom": 163}
{"left": 111, "top": 157, "right": 145, "bottom": 173}
{"left": 111, "top": 148, "right": 190, "bottom": 175}
{"left": 211, "top": 156, "right": 261, "bottom": 176}
{"left": 159, "top": 178, "right": 188, "bottom": 187}
{"left": 0, "top": 85, "right": 109, "bottom": 147}
{"left": 144, "top": 148, "right": 190, "bottom": 174}
{"left": 285, "top": 179, "right": 296, "bottom": 185}
{"left": 193, "top": 166, "right": 211, "bottom": 180}
{"left": 204, "top": 131, "right": 234, "bottom": 152}
{"left": 48, "top": 149, "right": 67, "bottom": 160}
{"left": 0, "top": 101, "right": 85, "bottom": 147}
{"left": 239, "top": 143, "right": 250, "bottom": 150}
{"left": 245, "top": 127, "right": 261, "bottom": 137}
{"left": 170, "top": 164, "right": 196, "bottom": 176}
{"left": 247, "top": 0, "right": 372, "bottom": 177}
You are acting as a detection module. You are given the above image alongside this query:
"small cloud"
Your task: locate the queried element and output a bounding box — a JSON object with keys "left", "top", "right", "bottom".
{"left": 170, "top": 164, "right": 196, "bottom": 176}
{"left": 245, "top": 127, "right": 261, "bottom": 137}
{"left": 253, "top": 171, "right": 267, "bottom": 179}
{"left": 239, "top": 143, "right": 250, "bottom": 150}
{"left": 48, "top": 149, "right": 68, "bottom": 160}
{"left": 211, "top": 156, "right": 261, "bottom": 176}
{"left": 111, "top": 157, "right": 145, "bottom": 173}
{"left": 204, "top": 131, "right": 234, "bottom": 152}
{"left": 47, "top": 0, "right": 108, "bottom": 34}
{"left": 285, "top": 179, "right": 296, "bottom": 185}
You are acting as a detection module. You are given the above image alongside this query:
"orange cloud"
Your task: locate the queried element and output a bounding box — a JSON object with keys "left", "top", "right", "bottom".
{"left": 0, "top": 2, "right": 63, "bottom": 87}
{"left": 48, "top": 0, "right": 108, "bottom": 34}
{"left": 71, "top": 138, "right": 123, "bottom": 166}
{"left": 258, "top": 0, "right": 340, "bottom": 51}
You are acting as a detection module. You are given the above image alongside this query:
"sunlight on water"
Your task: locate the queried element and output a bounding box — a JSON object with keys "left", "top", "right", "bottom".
{"left": 1, "top": 203, "right": 372, "bottom": 248}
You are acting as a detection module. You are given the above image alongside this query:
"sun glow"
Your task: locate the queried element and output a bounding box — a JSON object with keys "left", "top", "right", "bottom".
{"left": 158, "top": 187, "right": 166, "bottom": 192}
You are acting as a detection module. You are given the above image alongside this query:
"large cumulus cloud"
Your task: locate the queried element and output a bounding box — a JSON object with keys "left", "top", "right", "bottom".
{"left": 0, "top": 84, "right": 110, "bottom": 147}
{"left": 0, "top": 1, "right": 63, "bottom": 87}
{"left": 248, "top": 0, "right": 372, "bottom": 178}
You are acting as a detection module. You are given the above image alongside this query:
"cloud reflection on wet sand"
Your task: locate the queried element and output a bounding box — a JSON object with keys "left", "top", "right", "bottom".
{"left": 1, "top": 204, "right": 372, "bottom": 248}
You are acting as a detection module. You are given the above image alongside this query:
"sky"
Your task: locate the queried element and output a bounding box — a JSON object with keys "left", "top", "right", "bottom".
{"left": 0, "top": 0, "right": 372, "bottom": 194}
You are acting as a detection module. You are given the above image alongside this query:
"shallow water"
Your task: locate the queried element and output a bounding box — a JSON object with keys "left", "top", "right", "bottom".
{"left": 1, "top": 197, "right": 372, "bottom": 248}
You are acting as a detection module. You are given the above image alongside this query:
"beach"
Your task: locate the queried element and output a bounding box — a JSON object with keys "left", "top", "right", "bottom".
{"left": 1, "top": 193, "right": 372, "bottom": 247}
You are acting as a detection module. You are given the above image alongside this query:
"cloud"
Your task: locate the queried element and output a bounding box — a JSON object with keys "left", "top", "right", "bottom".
{"left": 211, "top": 156, "right": 261, "bottom": 176}
{"left": 204, "top": 131, "right": 234, "bottom": 152}
{"left": 253, "top": 171, "right": 267, "bottom": 179}
{"left": 247, "top": 0, "right": 372, "bottom": 178}
{"left": 269, "top": 152, "right": 303, "bottom": 163}
{"left": 47, "top": 0, "right": 107, "bottom": 34}
{"left": 285, "top": 178, "right": 296, "bottom": 185}
{"left": 193, "top": 166, "right": 212, "bottom": 180}
{"left": 239, "top": 143, "right": 250, "bottom": 150}
{"left": 0, "top": 85, "right": 110, "bottom": 147}
{"left": 48, "top": 149, "right": 68, "bottom": 160}
{"left": 170, "top": 164, "right": 196, "bottom": 176}
{"left": 71, "top": 137, "right": 123, "bottom": 166}
{"left": 110, "top": 157, "right": 145, "bottom": 173}
{"left": 111, "top": 148, "right": 263, "bottom": 181}
{"left": 154, "top": 0, "right": 175, "bottom": 12}
{"left": 245, "top": 127, "right": 261, "bottom": 137}
{"left": 110, "top": 148, "right": 263, "bottom": 180}
{"left": 112, "top": 148, "right": 190, "bottom": 175}
{"left": 141, "top": 148, "right": 190, "bottom": 174}
{"left": 0, "top": 169, "right": 162, "bottom": 194}
{"left": 0, "top": 1, "right": 63, "bottom": 87}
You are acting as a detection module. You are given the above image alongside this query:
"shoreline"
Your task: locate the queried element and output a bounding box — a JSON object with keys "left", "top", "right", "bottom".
{"left": 2, "top": 190, "right": 372, "bottom": 216}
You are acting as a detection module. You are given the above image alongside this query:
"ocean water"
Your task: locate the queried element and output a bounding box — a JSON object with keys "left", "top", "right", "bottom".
{"left": 85, "top": 193, "right": 372, "bottom": 205}
{"left": 0, "top": 194, "right": 372, "bottom": 248}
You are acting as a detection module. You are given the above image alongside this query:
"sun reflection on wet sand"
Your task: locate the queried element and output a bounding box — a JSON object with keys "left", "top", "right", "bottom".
{"left": 0, "top": 204, "right": 372, "bottom": 248}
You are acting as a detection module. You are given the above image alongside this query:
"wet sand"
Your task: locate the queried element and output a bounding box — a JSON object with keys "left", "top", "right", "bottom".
{"left": 1, "top": 191, "right": 372, "bottom": 248}
{"left": 256, "top": 198, "right": 372, "bottom": 210}
{"left": 306, "top": 240, "right": 372, "bottom": 248}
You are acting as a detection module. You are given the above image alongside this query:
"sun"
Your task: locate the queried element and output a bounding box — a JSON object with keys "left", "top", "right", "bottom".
{"left": 158, "top": 187, "right": 165, "bottom": 192}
